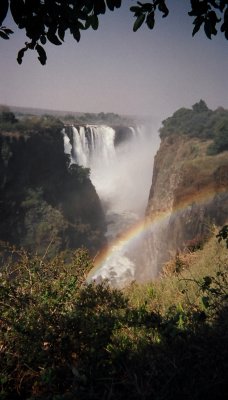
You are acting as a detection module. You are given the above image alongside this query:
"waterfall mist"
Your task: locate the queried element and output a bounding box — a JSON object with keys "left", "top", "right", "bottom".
{"left": 91, "top": 126, "right": 157, "bottom": 216}
{"left": 63, "top": 121, "right": 160, "bottom": 286}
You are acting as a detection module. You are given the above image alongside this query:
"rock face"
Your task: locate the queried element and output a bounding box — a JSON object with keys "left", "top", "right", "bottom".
{"left": 0, "top": 126, "right": 106, "bottom": 257}
{"left": 136, "top": 134, "right": 228, "bottom": 281}
{"left": 113, "top": 126, "right": 134, "bottom": 146}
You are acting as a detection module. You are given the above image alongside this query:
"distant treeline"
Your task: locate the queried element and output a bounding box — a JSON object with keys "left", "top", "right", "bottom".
{"left": 62, "top": 111, "right": 135, "bottom": 126}
{"left": 0, "top": 106, "right": 135, "bottom": 132}
{"left": 159, "top": 100, "right": 228, "bottom": 155}
{"left": 0, "top": 105, "right": 63, "bottom": 135}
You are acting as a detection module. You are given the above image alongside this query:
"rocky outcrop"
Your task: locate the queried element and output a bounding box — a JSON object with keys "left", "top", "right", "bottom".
{"left": 136, "top": 134, "right": 228, "bottom": 281}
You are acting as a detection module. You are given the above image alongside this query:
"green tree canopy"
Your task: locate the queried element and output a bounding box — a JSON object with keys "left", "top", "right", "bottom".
{"left": 0, "top": 0, "right": 227, "bottom": 65}
{"left": 159, "top": 100, "right": 228, "bottom": 155}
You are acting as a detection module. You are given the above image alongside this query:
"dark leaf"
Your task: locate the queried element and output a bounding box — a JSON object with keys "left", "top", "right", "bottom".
{"left": 130, "top": 6, "right": 142, "bottom": 17}
{"left": 83, "top": 0, "right": 94, "bottom": 14}
{"left": 221, "top": 5, "right": 228, "bottom": 33}
{"left": 113, "top": 0, "right": 121, "bottom": 7}
{"left": 190, "top": 0, "right": 198, "bottom": 6}
{"left": 225, "top": 5, "right": 228, "bottom": 19}
{"left": 84, "top": 18, "right": 91, "bottom": 29}
{"left": 204, "top": 19, "right": 212, "bottom": 38}
{"left": 72, "top": 28, "right": 81, "bottom": 42}
{"left": 158, "top": 0, "right": 169, "bottom": 18}
{"left": 208, "top": 10, "right": 221, "bottom": 23}
{"left": 36, "top": 43, "right": 47, "bottom": 65}
{"left": 17, "top": 46, "right": 27, "bottom": 64}
{"left": 26, "top": 40, "right": 36, "bottom": 50}
{"left": 207, "top": 11, "right": 217, "bottom": 35}
{"left": 133, "top": 13, "right": 145, "bottom": 32}
{"left": 90, "top": 14, "right": 99, "bottom": 30}
{"left": 18, "top": 21, "right": 25, "bottom": 29}
{"left": 3, "top": 28, "right": 13, "bottom": 34}
{"left": 221, "top": 8, "right": 228, "bottom": 32}
{"left": 219, "top": 0, "right": 228, "bottom": 11}
{"left": 94, "top": 0, "right": 106, "bottom": 15}
{"left": 78, "top": 10, "right": 88, "bottom": 21}
{"left": 58, "top": 26, "right": 65, "bottom": 42}
{"left": 0, "top": 30, "right": 9, "bottom": 39}
{"left": 189, "top": 0, "right": 210, "bottom": 17}
{"left": 131, "top": 10, "right": 142, "bottom": 17}
{"left": 76, "top": 20, "right": 85, "bottom": 30}
{"left": 211, "top": 25, "right": 217, "bottom": 35}
{"left": 192, "top": 16, "right": 204, "bottom": 36}
{"left": 0, "top": 0, "right": 8, "bottom": 25}
{"left": 106, "top": 0, "right": 115, "bottom": 11}
{"left": 192, "top": 22, "right": 202, "bottom": 36}
{"left": 188, "top": 9, "right": 197, "bottom": 17}
{"left": 146, "top": 11, "right": 155, "bottom": 29}
{"left": 40, "top": 35, "right": 46, "bottom": 45}
{"left": 130, "top": 6, "right": 141, "bottom": 13}
{"left": 10, "top": 0, "right": 25, "bottom": 25}
{"left": 142, "top": 3, "right": 153, "bottom": 13}
{"left": 47, "top": 30, "right": 62, "bottom": 45}
{"left": 209, "top": 0, "right": 220, "bottom": 8}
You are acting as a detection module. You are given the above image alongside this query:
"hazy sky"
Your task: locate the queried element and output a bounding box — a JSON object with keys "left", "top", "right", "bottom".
{"left": 0, "top": 0, "right": 227, "bottom": 120}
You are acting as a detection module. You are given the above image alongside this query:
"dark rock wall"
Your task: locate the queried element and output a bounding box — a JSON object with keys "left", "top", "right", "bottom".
{"left": 0, "top": 128, "right": 106, "bottom": 256}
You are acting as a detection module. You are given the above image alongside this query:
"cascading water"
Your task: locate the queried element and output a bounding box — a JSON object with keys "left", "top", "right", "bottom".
{"left": 62, "top": 123, "right": 160, "bottom": 287}
{"left": 63, "top": 125, "right": 116, "bottom": 168}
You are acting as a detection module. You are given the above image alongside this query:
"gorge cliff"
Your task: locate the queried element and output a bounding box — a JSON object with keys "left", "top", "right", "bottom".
{"left": 0, "top": 116, "right": 107, "bottom": 257}
{"left": 136, "top": 101, "right": 228, "bottom": 281}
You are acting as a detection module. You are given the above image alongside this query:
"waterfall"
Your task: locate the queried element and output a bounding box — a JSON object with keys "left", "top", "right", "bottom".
{"left": 63, "top": 125, "right": 116, "bottom": 168}
{"left": 62, "top": 123, "right": 160, "bottom": 287}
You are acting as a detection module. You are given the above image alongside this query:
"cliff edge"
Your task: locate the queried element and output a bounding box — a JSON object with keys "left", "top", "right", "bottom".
{"left": 136, "top": 101, "right": 228, "bottom": 281}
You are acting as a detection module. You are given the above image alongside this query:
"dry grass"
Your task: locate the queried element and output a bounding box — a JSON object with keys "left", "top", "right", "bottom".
{"left": 126, "top": 234, "right": 228, "bottom": 315}
{"left": 185, "top": 148, "right": 228, "bottom": 175}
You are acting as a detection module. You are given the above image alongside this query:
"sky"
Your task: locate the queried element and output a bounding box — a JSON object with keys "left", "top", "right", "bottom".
{"left": 0, "top": 0, "right": 227, "bottom": 121}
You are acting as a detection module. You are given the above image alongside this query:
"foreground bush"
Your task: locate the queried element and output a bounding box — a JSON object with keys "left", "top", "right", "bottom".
{"left": 0, "top": 240, "right": 228, "bottom": 400}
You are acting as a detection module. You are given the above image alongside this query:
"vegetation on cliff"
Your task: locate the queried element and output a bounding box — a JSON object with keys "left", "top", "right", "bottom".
{"left": 63, "top": 111, "right": 134, "bottom": 127}
{"left": 145, "top": 101, "right": 228, "bottom": 278}
{"left": 0, "top": 105, "right": 63, "bottom": 135}
{"left": 0, "top": 233, "right": 227, "bottom": 400}
{"left": 159, "top": 100, "right": 228, "bottom": 155}
{"left": 0, "top": 109, "right": 106, "bottom": 256}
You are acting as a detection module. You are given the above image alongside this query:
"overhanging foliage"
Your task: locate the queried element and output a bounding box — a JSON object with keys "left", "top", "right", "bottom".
{"left": 0, "top": 1, "right": 227, "bottom": 64}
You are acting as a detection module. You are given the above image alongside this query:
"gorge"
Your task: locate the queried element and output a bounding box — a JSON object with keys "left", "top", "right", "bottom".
{"left": 62, "top": 123, "right": 159, "bottom": 286}
{"left": 0, "top": 102, "right": 228, "bottom": 286}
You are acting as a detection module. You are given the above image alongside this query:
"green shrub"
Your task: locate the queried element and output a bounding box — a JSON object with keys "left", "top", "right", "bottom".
{"left": 0, "top": 248, "right": 127, "bottom": 399}
{"left": 0, "top": 235, "right": 227, "bottom": 400}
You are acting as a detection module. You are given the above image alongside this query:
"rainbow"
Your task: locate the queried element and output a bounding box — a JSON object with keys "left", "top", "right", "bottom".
{"left": 87, "top": 185, "right": 228, "bottom": 281}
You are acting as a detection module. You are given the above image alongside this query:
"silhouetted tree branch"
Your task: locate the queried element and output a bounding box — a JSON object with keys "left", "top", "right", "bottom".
{"left": 0, "top": 1, "right": 227, "bottom": 65}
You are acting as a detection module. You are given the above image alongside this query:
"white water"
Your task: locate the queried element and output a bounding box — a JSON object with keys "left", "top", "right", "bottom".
{"left": 63, "top": 125, "right": 116, "bottom": 168}
{"left": 63, "top": 123, "right": 160, "bottom": 286}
